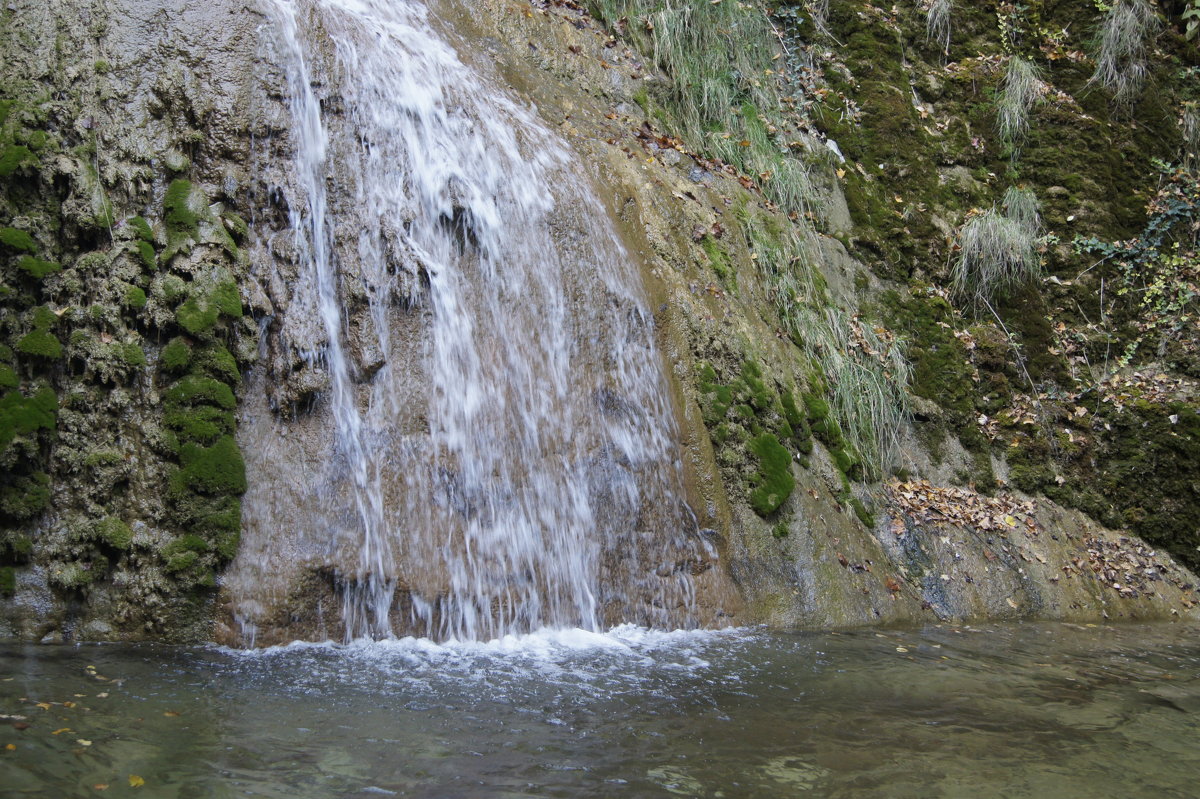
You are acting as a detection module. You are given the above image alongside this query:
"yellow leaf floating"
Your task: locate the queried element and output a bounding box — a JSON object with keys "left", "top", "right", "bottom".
{"left": 51, "top": 728, "right": 71, "bottom": 735}
{"left": 93, "top": 785, "right": 109, "bottom": 792}
{"left": 76, "top": 739, "right": 92, "bottom": 746}
{"left": 128, "top": 775, "right": 145, "bottom": 788}
{"left": 5, "top": 743, "right": 15, "bottom": 751}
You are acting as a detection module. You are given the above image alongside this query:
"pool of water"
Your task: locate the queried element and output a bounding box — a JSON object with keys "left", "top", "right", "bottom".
{"left": 2, "top": 622, "right": 1198, "bottom": 798}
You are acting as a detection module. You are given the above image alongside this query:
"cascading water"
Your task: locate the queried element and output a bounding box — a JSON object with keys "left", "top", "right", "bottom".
{"left": 223, "top": 0, "right": 724, "bottom": 643}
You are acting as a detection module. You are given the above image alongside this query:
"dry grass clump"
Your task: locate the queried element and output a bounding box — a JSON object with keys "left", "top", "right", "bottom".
{"left": 925, "top": 0, "right": 953, "bottom": 55}
{"left": 1088, "top": 0, "right": 1160, "bottom": 108}
{"left": 996, "top": 56, "right": 1044, "bottom": 147}
{"left": 951, "top": 187, "right": 1042, "bottom": 309}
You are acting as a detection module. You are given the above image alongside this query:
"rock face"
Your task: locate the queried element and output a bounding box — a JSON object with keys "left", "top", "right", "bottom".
{"left": 0, "top": 0, "right": 261, "bottom": 640}
{"left": 2, "top": 0, "right": 1198, "bottom": 642}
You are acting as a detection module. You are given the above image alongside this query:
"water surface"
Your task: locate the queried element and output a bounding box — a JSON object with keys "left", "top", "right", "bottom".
{"left": 2, "top": 623, "right": 1198, "bottom": 797}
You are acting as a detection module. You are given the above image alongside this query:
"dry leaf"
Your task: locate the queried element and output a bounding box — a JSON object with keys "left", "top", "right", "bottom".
{"left": 76, "top": 739, "right": 92, "bottom": 746}
{"left": 163, "top": 711, "right": 180, "bottom": 718}
{"left": 128, "top": 775, "right": 145, "bottom": 788}
{"left": 51, "top": 728, "right": 71, "bottom": 735}
{"left": 5, "top": 744, "right": 14, "bottom": 751}
{"left": 92, "top": 785, "right": 109, "bottom": 792}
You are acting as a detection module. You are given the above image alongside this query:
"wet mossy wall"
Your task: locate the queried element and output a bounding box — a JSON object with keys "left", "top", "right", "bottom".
{"left": 0, "top": 2, "right": 258, "bottom": 640}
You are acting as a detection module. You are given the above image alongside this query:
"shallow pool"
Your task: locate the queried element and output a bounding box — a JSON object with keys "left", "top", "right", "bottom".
{"left": 2, "top": 622, "right": 1198, "bottom": 797}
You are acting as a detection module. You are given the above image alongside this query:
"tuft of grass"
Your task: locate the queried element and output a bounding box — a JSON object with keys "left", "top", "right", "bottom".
{"left": 996, "top": 56, "right": 1044, "bottom": 147}
{"left": 587, "top": 0, "right": 815, "bottom": 215}
{"left": 1088, "top": 0, "right": 1159, "bottom": 108}
{"left": 925, "top": 0, "right": 953, "bottom": 55}
{"left": 951, "top": 187, "right": 1041, "bottom": 309}
{"left": 1182, "top": 105, "right": 1198, "bottom": 169}
{"left": 741, "top": 211, "right": 910, "bottom": 479}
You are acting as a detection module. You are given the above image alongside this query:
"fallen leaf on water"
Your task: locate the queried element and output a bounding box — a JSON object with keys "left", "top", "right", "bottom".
{"left": 163, "top": 711, "right": 180, "bottom": 718}
{"left": 63, "top": 702, "right": 76, "bottom": 709}
{"left": 76, "top": 739, "right": 92, "bottom": 746}
{"left": 51, "top": 728, "right": 72, "bottom": 735}
{"left": 13, "top": 722, "right": 29, "bottom": 730}
{"left": 5, "top": 744, "right": 15, "bottom": 751}
{"left": 35, "top": 703, "right": 51, "bottom": 711}
{"left": 92, "top": 785, "right": 109, "bottom": 792}
{"left": 95, "top": 693, "right": 108, "bottom": 699}
{"left": 128, "top": 775, "right": 144, "bottom": 788}
{"left": 895, "top": 646, "right": 908, "bottom": 653}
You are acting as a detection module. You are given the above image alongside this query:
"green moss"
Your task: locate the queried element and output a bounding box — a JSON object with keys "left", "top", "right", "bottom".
{"left": 161, "top": 338, "right": 192, "bottom": 372}
{"left": 223, "top": 212, "right": 248, "bottom": 242}
{"left": 0, "top": 144, "right": 37, "bottom": 177}
{"left": 771, "top": 522, "right": 790, "bottom": 539}
{"left": 165, "top": 550, "right": 199, "bottom": 573}
{"left": 0, "top": 365, "right": 16, "bottom": 390}
{"left": 16, "top": 329, "right": 62, "bottom": 360}
{"left": 848, "top": 496, "right": 875, "bottom": 527}
{"left": 95, "top": 516, "right": 133, "bottom": 550}
{"left": 164, "top": 405, "right": 235, "bottom": 447}
{"left": 136, "top": 240, "right": 156, "bottom": 270}
{"left": 0, "top": 387, "right": 57, "bottom": 451}
{"left": 0, "top": 566, "right": 15, "bottom": 597}
{"left": 0, "top": 472, "right": 50, "bottom": 521}
{"left": 121, "top": 343, "right": 147, "bottom": 368}
{"left": 25, "top": 130, "right": 47, "bottom": 151}
{"left": 803, "top": 393, "right": 830, "bottom": 422}
{"left": 163, "top": 179, "right": 200, "bottom": 254}
{"left": 165, "top": 375, "right": 236, "bottom": 410}
{"left": 701, "top": 234, "right": 730, "bottom": 280}
{"left": 193, "top": 345, "right": 240, "bottom": 386}
{"left": 16, "top": 256, "right": 60, "bottom": 278}
{"left": 0, "top": 227, "right": 37, "bottom": 253}
{"left": 171, "top": 435, "right": 246, "bottom": 496}
{"left": 129, "top": 216, "right": 154, "bottom": 242}
{"left": 94, "top": 59, "right": 111, "bottom": 74}
{"left": 747, "top": 433, "right": 795, "bottom": 516}
{"left": 175, "top": 275, "right": 242, "bottom": 336}
{"left": 175, "top": 296, "right": 219, "bottom": 335}
{"left": 124, "top": 285, "right": 147, "bottom": 309}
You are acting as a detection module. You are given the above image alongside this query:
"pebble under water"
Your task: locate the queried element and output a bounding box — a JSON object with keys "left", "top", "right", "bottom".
{"left": 2, "top": 622, "right": 1198, "bottom": 798}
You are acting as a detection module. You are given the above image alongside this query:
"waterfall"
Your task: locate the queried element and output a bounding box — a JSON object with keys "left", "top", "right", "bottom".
{"left": 226, "top": 0, "right": 715, "bottom": 643}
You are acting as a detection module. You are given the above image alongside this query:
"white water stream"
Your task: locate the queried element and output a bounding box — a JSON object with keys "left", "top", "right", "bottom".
{"left": 228, "top": 0, "right": 712, "bottom": 642}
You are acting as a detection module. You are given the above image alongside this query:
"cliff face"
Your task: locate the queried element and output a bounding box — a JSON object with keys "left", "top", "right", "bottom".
{"left": 0, "top": 0, "right": 263, "bottom": 639}
{"left": 1, "top": 0, "right": 1197, "bottom": 642}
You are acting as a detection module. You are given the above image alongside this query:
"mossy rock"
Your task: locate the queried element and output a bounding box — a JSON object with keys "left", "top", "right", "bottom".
{"left": 174, "top": 271, "right": 242, "bottom": 336}
{"left": 163, "top": 179, "right": 201, "bottom": 255}
{"left": 16, "top": 256, "right": 60, "bottom": 279}
{"left": 124, "top": 285, "right": 148, "bottom": 309}
{"left": 0, "top": 144, "right": 38, "bottom": 177}
{"left": 0, "top": 387, "right": 57, "bottom": 452}
{"left": 0, "top": 566, "right": 15, "bottom": 597}
{"left": 16, "top": 329, "right": 62, "bottom": 360}
{"left": 0, "top": 471, "right": 50, "bottom": 521}
{"left": 747, "top": 433, "right": 795, "bottom": 516}
{"left": 0, "top": 364, "right": 17, "bottom": 389}
{"left": 95, "top": 516, "right": 133, "bottom": 550}
{"left": 161, "top": 338, "right": 192, "bottom": 372}
{"left": 0, "top": 227, "right": 37, "bottom": 253}
{"left": 171, "top": 435, "right": 246, "bottom": 496}
{"left": 165, "top": 375, "right": 236, "bottom": 410}
{"left": 136, "top": 240, "right": 156, "bottom": 270}
{"left": 164, "top": 405, "right": 235, "bottom": 448}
